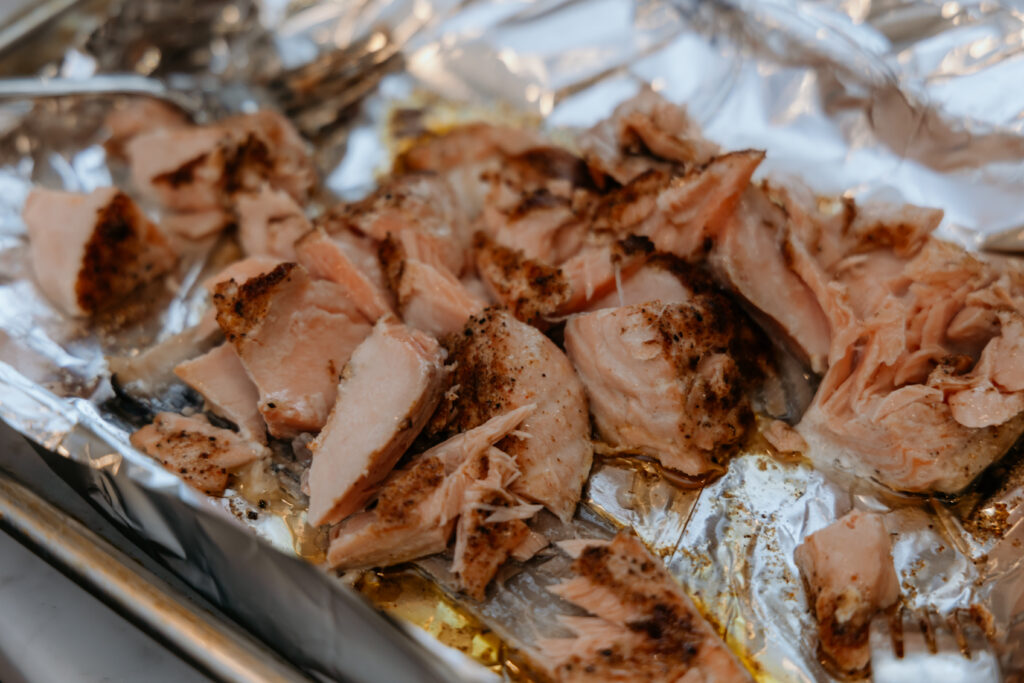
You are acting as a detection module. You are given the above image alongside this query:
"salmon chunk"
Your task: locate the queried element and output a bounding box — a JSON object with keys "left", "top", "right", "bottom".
{"left": 379, "top": 235, "right": 487, "bottom": 337}
{"left": 592, "top": 150, "right": 763, "bottom": 260}
{"left": 538, "top": 532, "right": 751, "bottom": 683}
{"left": 295, "top": 228, "right": 393, "bottom": 321}
{"left": 22, "top": 187, "right": 176, "bottom": 317}
{"left": 579, "top": 88, "right": 721, "bottom": 185}
{"left": 236, "top": 184, "right": 311, "bottom": 259}
{"left": 161, "top": 208, "right": 232, "bottom": 241}
{"left": 126, "top": 110, "right": 313, "bottom": 212}
{"left": 327, "top": 406, "right": 537, "bottom": 596}
{"left": 428, "top": 310, "right": 592, "bottom": 522}
{"left": 307, "top": 316, "right": 447, "bottom": 526}
{"left": 130, "top": 412, "right": 268, "bottom": 495}
{"left": 565, "top": 296, "right": 765, "bottom": 477}
{"left": 582, "top": 254, "right": 712, "bottom": 311}
{"left": 794, "top": 510, "right": 899, "bottom": 675}
{"left": 174, "top": 343, "right": 266, "bottom": 444}
{"left": 213, "top": 263, "right": 371, "bottom": 439}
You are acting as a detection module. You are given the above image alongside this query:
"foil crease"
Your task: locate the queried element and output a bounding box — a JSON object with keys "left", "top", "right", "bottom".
{"left": 2, "top": 0, "right": 1024, "bottom": 680}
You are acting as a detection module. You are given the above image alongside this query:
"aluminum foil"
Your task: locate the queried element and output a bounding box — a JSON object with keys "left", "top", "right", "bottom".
{"left": 2, "top": 0, "right": 1024, "bottom": 680}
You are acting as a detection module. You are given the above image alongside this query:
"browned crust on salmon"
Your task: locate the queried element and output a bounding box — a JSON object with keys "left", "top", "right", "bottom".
{"left": 76, "top": 191, "right": 176, "bottom": 314}
{"left": 473, "top": 233, "right": 569, "bottom": 326}
{"left": 377, "top": 233, "right": 406, "bottom": 299}
{"left": 131, "top": 424, "right": 235, "bottom": 495}
{"left": 212, "top": 262, "right": 297, "bottom": 343}
{"left": 454, "top": 490, "right": 530, "bottom": 601}
{"left": 374, "top": 456, "right": 446, "bottom": 525}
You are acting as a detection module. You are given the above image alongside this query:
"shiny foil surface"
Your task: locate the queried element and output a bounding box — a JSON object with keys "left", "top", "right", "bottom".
{"left": 2, "top": 0, "right": 1024, "bottom": 680}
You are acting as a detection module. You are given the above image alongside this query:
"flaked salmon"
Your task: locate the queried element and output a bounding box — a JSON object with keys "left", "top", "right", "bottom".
{"left": 236, "top": 184, "right": 311, "bottom": 259}
{"left": 104, "top": 98, "right": 188, "bottom": 158}
{"left": 794, "top": 510, "right": 899, "bottom": 675}
{"left": 379, "top": 235, "right": 487, "bottom": 337}
{"left": 130, "top": 412, "right": 268, "bottom": 495}
{"left": 295, "top": 228, "right": 393, "bottom": 321}
{"left": 327, "top": 406, "right": 537, "bottom": 599}
{"left": 213, "top": 263, "right": 371, "bottom": 439}
{"left": 538, "top": 532, "right": 751, "bottom": 683}
{"left": 174, "top": 343, "right": 266, "bottom": 444}
{"left": 581, "top": 254, "right": 705, "bottom": 311}
{"left": 22, "top": 187, "right": 176, "bottom": 317}
{"left": 203, "top": 255, "right": 285, "bottom": 295}
{"left": 565, "top": 295, "right": 766, "bottom": 477}
{"left": 579, "top": 89, "right": 720, "bottom": 185}
{"left": 427, "top": 309, "right": 592, "bottom": 522}
{"left": 307, "top": 316, "right": 447, "bottom": 526}
{"left": 126, "top": 110, "right": 313, "bottom": 212}
{"left": 161, "top": 208, "right": 232, "bottom": 241}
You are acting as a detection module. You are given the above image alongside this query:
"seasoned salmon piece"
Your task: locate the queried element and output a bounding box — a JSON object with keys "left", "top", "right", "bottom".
{"left": 22, "top": 187, "right": 176, "bottom": 317}
{"left": 427, "top": 310, "right": 592, "bottom": 522}
{"left": 324, "top": 173, "right": 467, "bottom": 276}
{"left": 379, "top": 234, "right": 487, "bottom": 337}
{"left": 213, "top": 263, "right": 372, "bottom": 439}
{"left": 710, "top": 186, "right": 832, "bottom": 372}
{"left": 327, "top": 406, "right": 534, "bottom": 572}
{"left": 203, "top": 255, "right": 285, "bottom": 294}
{"left": 794, "top": 510, "right": 899, "bottom": 675}
{"left": 593, "top": 150, "right": 763, "bottom": 260}
{"left": 582, "top": 254, "right": 712, "bottom": 311}
{"left": 161, "top": 208, "right": 232, "bottom": 241}
{"left": 130, "top": 412, "right": 268, "bottom": 495}
{"left": 126, "top": 110, "right": 314, "bottom": 212}
{"left": 538, "top": 532, "right": 751, "bottom": 683}
{"left": 579, "top": 88, "right": 720, "bottom": 185}
{"left": 104, "top": 98, "right": 188, "bottom": 157}
{"left": 565, "top": 298, "right": 764, "bottom": 477}
{"left": 307, "top": 316, "right": 447, "bottom": 526}
{"left": 236, "top": 184, "right": 311, "bottom": 259}
{"left": 174, "top": 343, "right": 266, "bottom": 444}
{"left": 397, "top": 123, "right": 546, "bottom": 220}
{"left": 295, "top": 228, "right": 393, "bottom": 321}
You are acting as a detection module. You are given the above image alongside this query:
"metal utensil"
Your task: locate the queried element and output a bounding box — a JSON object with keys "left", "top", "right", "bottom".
{"left": 870, "top": 607, "right": 1001, "bottom": 683}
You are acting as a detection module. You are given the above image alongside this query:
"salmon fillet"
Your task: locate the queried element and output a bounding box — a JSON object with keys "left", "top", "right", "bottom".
{"left": 565, "top": 296, "right": 765, "bottom": 477}
{"left": 579, "top": 88, "right": 720, "bottom": 185}
{"left": 778, "top": 188, "right": 1024, "bottom": 492}
{"left": 235, "top": 184, "right": 311, "bottom": 259}
{"left": 22, "top": 187, "right": 176, "bottom": 317}
{"left": 538, "top": 532, "right": 751, "bottom": 683}
{"left": 591, "top": 150, "right": 763, "bottom": 260}
{"left": 174, "top": 343, "right": 267, "bottom": 444}
{"left": 794, "top": 510, "right": 899, "bottom": 675}
{"left": 295, "top": 227, "right": 393, "bottom": 322}
{"left": 126, "top": 110, "right": 313, "bottom": 212}
{"left": 307, "top": 316, "right": 447, "bottom": 526}
{"left": 327, "top": 406, "right": 537, "bottom": 598}
{"left": 130, "top": 412, "right": 268, "bottom": 495}
{"left": 213, "top": 263, "right": 372, "bottom": 439}
{"left": 427, "top": 309, "right": 593, "bottom": 522}
{"left": 379, "top": 235, "right": 487, "bottom": 337}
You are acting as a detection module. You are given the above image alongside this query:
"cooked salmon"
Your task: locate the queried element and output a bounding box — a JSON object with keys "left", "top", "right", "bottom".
{"left": 794, "top": 510, "right": 899, "bottom": 675}
{"left": 378, "top": 235, "right": 487, "bottom": 337}
{"left": 295, "top": 228, "right": 393, "bottom": 321}
{"left": 22, "top": 187, "right": 176, "bottom": 317}
{"left": 326, "top": 406, "right": 535, "bottom": 583}
{"left": 581, "top": 254, "right": 705, "bottom": 311}
{"left": 235, "top": 184, "right": 311, "bottom": 259}
{"left": 710, "top": 186, "right": 832, "bottom": 372}
{"left": 104, "top": 98, "right": 189, "bottom": 158}
{"left": 579, "top": 89, "right": 720, "bottom": 185}
{"left": 213, "top": 263, "right": 372, "bottom": 439}
{"left": 779, "top": 187, "right": 1024, "bottom": 492}
{"left": 126, "top": 110, "right": 313, "bottom": 212}
{"left": 565, "top": 296, "right": 765, "bottom": 477}
{"left": 538, "top": 532, "right": 751, "bottom": 683}
{"left": 427, "top": 309, "right": 592, "bottom": 522}
{"left": 592, "top": 150, "right": 763, "bottom": 260}
{"left": 130, "top": 412, "right": 268, "bottom": 495}
{"left": 202, "top": 255, "right": 285, "bottom": 295}
{"left": 161, "top": 208, "right": 232, "bottom": 241}
{"left": 324, "top": 173, "right": 467, "bottom": 276}
{"left": 306, "top": 316, "right": 447, "bottom": 526}
{"left": 174, "top": 343, "right": 267, "bottom": 444}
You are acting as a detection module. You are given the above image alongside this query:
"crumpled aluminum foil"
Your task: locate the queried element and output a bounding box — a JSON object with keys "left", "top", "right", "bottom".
{"left": 2, "top": 0, "right": 1024, "bottom": 680}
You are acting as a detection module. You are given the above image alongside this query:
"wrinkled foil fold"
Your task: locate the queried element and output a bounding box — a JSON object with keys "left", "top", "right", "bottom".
{"left": 2, "top": 0, "right": 1024, "bottom": 680}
